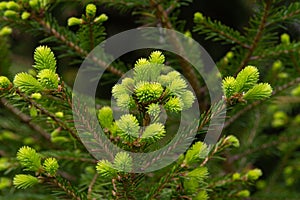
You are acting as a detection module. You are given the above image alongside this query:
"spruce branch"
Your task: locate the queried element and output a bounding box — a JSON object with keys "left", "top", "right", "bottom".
{"left": 224, "top": 77, "right": 300, "bottom": 128}
{"left": 146, "top": 163, "right": 181, "bottom": 200}
{"left": 16, "top": 90, "right": 79, "bottom": 142}
{"left": 228, "top": 134, "right": 299, "bottom": 163}
{"left": 193, "top": 13, "right": 250, "bottom": 49}
{"left": 0, "top": 97, "right": 51, "bottom": 141}
{"left": 72, "top": 99, "right": 115, "bottom": 160}
{"left": 149, "top": 0, "right": 204, "bottom": 109}
{"left": 265, "top": 142, "right": 298, "bottom": 192}
{"left": 236, "top": 0, "right": 272, "bottom": 74}
{"left": 93, "top": 0, "right": 148, "bottom": 11}
{"left": 87, "top": 173, "right": 99, "bottom": 200}
{"left": 200, "top": 135, "right": 239, "bottom": 167}
{"left": 46, "top": 176, "right": 84, "bottom": 200}
{"left": 199, "top": 142, "right": 220, "bottom": 167}
{"left": 267, "top": 2, "right": 300, "bottom": 26}
{"left": 249, "top": 42, "right": 300, "bottom": 60}
{"left": 30, "top": 14, "right": 123, "bottom": 77}
{"left": 45, "top": 155, "right": 96, "bottom": 164}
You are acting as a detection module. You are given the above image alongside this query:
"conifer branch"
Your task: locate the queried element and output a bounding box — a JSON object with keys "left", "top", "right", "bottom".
{"left": 265, "top": 144, "right": 297, "bottom": 192}
{"left": 47, "top": 177, "right": 83, "bottom": 200}
{"left": 200, "top": 141, "right": 221, "bottom": 167}
{"left": 249, "top": 42, "right": 300, "bottom": 60}
{"left": 31, "top": 14, "right": 124, "bottom": 77}
{"left": 149, "top": 0, "right": 204, "bottom": 109}
{"left": 87, "top": 173, "right": 99, "bottom": 200}
{"left": 16, "top": 90, "right": 79, "bottom": 142}
{"left": 194, "top": 17, "right": 250, "bottom": 49}
{"left": 224, "top": 77, "right": 300, "bottom": 128}
{"left": 146, "top": 164, "right": 181, "bottom": 200}
{"left": 267, "top": 2, "right": 300, "bottom": 26}
{"left": 0, "top": 97, "right": 51, "bottom": 141}
{"left": 236, "top": 0, "right": 272, "bottom": 74}
{"left": 281, "top": 9, "right": 300, "bottom": 21}
{"left": 228, "top": 135, "right": 299, "bottom": 163}
{"left": 49, "top": 155, "right": 97, "bottom": 164}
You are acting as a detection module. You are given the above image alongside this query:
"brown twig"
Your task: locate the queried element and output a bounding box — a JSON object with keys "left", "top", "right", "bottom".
{"left": 0, "top": 97, "right": 51, "bottom": 141}
{"left": 249, "top": 47, "right": 300, "bottom": 60}
{"left": 228, "top": 135, "right": 299, "bottom": 163}
{"left": 16, "top": 90, "right": 80, "bottom": 142}
{"left": 236, "top": 0, "right": 272, "bottom": 74}
{"left": 87, "top": 173, "right": 99, "bottom": 200}
{"left": 47, "top": 177, "right": 82, "bottom": 200}
{"left": 198, "top": 20, "right": 250, "bottom": 49}
{"left": 149, "top": 0, "right": 205, "bottom": 109}
{"left": 31, "top": 15, "right": 124, "bottom": 77}
{"left": 50, "top": 155, "right": 97, "bottom": 164}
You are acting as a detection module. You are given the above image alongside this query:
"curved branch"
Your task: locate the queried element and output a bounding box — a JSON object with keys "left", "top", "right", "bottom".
{"left": 0, "top": 97, "right": 51, "bottom": 141}
{"left": 149, "top": 0, "right": 205, "bottom": 109}
{"left": 224, "top": 77, "right": 300, "bottom": 128}
{"left": 236, "top": 0, "right": 272, "bottom": 74}
{"left": 31, "top": 15, "right": 124, "bottom": 77}
{"left": 16, "top": 90, "right": 80, "bottom": 142}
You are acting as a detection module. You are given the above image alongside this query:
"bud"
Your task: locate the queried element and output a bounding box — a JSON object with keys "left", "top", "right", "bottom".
{"left": 86, "top": 4, "right": 97, "bottom": 18}
{"left": 21, "top": 11, "right": 31, "bottom": 20}
{"left": 31, "top": 93, "right": 42, "bottom": 100}
{"left": 13, "top": 174, "right": 39, "bottom": 189}
{"left": 184, "top": 31, "right": 192, "bottom": 38}
{"left": 225, "top": 135, "right": 240, "bottom": 148}
{"left": 291, "top": 85, "right": 300, "bottom": 97}
{"left": 0, "top": 2, "right": 7, "bottom": 10}
{"left": 43, "top": 157, "right": 59, "bottom": 176}
{"left": 285, "top": 177, "right": 294, "bottom": 186}
{"left": 273, "top": 111, "right": 288, "bottom": 121}
{"left": 272, "top": 60, "right": 283, "bottom": 71}
{"left": 4, "top": 10, "right": 18, "bottom": 19}
{"left": 149, "top": 51, "right": 165, "bottom": 64}
{"left": 98, "top": 106, "right": 113, "bottom": 129}
{"left": 29, "top": 106, "right": 38, "bottom": 117}
{"left": 272, "top": 119, "right": 285, "bottom": 128}
{"left": 23, "top": 137, "right": 35, "bottom": 145}
{"left": 232, "top": 172, "right": 241, "bottom": 181}
{"left": 246, "top": 168, "right": 262, "bottom": 181}
{"left": 0, "top": 158, "right": 10, "bottom": 171}
{"left": 237, "top": 190, "right": 250, "bottom": 197}
{"left": 0, "top": 76, "right": 12, "bottom": 90}
{"left": 55, "top": 112, "right": 64, "bottom": 118}
{"left": 284, "top": 166, "right": 293, "bottom": 175}
{"left": 225, "top": 51, "right": 234, "bottom": 60}
{"left": 6, "top": 1, "right": 20, "bottom": 10}
{"left": 281, "top": 33, "right": 290, "bottom": 45}
{"left": 94, "top": 14, "right": 108, "bottom": 23}
{"left": 294, "top": 115, "right": 300, "bottom": 125}
{"left": 29, "top": 0, "right": 38, "bottom": 10}
{"left": 67, "top": 17, "right": 82, "bottom": 26}
{"left": 277, "top": 72, "right": 288, "bottom": 79}
{"left": 28, "top": 69, "right": 37, "bottom": 76}
{"left": 164, "top": 97, "right": 183, "bottom": 112}
{"left": 256, "top": 180, "right": 266, "bottom": 189}
{"left": 0, "top": 26, "right": 13, "bottom": 36}
{"left": 51, "top": 127, "right": 61, "bottom": 138}
{"left": 51, "top": 136, "right": 69, "bottom": 143}
{"left": 194, "top": 12, "right": 204, "bottom": 22}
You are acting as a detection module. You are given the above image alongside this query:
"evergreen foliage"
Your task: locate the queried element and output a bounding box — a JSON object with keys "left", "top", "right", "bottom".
{"left": 0, "top": 0, "right": 300, "bottom": 199}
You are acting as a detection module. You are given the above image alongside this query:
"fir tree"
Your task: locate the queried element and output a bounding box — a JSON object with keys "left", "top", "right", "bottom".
{"left": 0, "top": 0, "right": 300, "bottom": 199}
